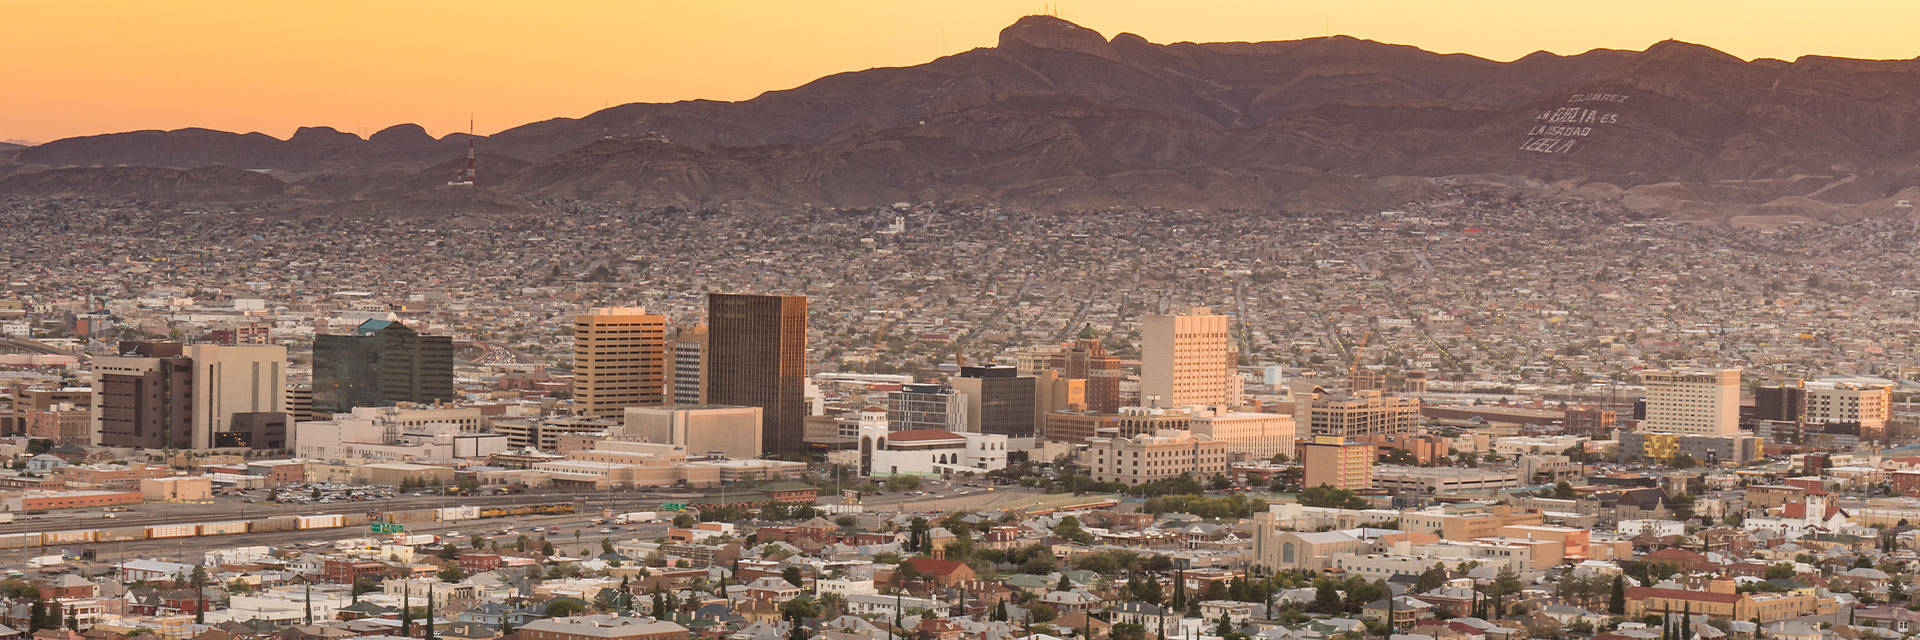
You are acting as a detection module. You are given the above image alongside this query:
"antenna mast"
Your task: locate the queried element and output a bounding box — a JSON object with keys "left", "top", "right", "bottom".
{"left": 449, "top": 114, "right": 476, "bottom": 187}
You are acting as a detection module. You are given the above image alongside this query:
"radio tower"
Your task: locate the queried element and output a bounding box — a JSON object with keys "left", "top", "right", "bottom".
{"left": 448, "top": 115, "right": 476, "bottom": 187}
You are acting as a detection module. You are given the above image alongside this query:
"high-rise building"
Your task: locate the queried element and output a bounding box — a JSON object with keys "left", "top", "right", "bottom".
{"left": 952, "top": 365, "right": 1037, "bottom": 438}
{"left": 1640, "top": 369, "right": 1741, "bottom": 436}
{"left": 311, "top": 320, "right": 454, "bottom": 413}
{"left": 707, "top": 293, "right": 808, "bottom": 455}
{"left": 1302, "top": 435, "right": 1374, "bottom": 491}
{"left": 94, "top": 342, "right": 195, "bottom": 449}
{"left": 572, "top": 308, "right": 668, "bottom": 420}
{"left": 886, "top": 384, "right": 967, "bottom": 432}
{"left": 668, "top": 325, "right": 708, "bottom": 406}
{"left": 1753, "top": 382, "right": 1806, "bottom": 423}
{"left": 187, "top": 343, "right": 288, "bottom": 450}
{"left": 1141, "top": 307, "right": 1234, "bottom": 408}
{"left": 1306, "top": 390, "right": 1421, "bottom": 439}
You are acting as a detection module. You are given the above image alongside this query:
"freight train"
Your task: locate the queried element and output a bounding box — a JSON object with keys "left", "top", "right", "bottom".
{"left": 0, "top": 502, "right": 574, "bottom": 550}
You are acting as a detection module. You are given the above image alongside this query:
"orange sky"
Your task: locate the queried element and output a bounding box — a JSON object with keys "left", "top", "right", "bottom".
{"left": 6, "top": 0, "right": 1919, "bottom": 144}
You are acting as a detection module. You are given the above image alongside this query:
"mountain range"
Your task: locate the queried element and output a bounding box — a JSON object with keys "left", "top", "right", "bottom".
{"left": 10, "top": 15, "right": 1920, "bottom": 219}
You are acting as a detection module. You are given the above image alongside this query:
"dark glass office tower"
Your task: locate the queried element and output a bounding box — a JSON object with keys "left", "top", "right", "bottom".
{"left": 707, "top": 293, "right": 807, "bottom": 455}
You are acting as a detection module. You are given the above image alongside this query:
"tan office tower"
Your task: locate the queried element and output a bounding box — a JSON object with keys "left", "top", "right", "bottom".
{"left": 1141, "top": 307, "right": 1233, "bottom": 408}
{"left": 1640, "top": 369, "right": 1740, "bottom": 436}
{"left": 668, "top": 325, "right": 709, "bottom": 406}
{"left": 572, "top": 307, "right": 667, "bottom": 419}
{"left": 708, "top": 293, "right": 808, "bottom": 455}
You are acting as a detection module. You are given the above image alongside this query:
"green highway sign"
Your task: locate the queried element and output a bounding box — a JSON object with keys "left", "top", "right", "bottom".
{"left": 371, "top": 522, "right": 407, "bottom": 534}
{"left": 661, "top": 502, "right": 687, "bottom": 511}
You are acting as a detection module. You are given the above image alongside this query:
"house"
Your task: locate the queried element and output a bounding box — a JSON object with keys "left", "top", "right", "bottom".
{"left": 742, "top": 578, "right": 801, "bottom": 602}
{"left": 903, "top": 558, "right": 976, "bottom": 588}
{"left": 1363, "top": 597, "right": 1435, "bottom": 626}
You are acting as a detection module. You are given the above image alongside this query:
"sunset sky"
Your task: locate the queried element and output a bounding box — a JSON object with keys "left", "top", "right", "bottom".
{"left": 7, "top": 0, "right": 1920, "bottom": 144}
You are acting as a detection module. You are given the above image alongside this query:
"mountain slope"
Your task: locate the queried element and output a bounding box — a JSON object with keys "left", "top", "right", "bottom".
{"left": 12, "top": 16, "right": 1920, "bottom": 215}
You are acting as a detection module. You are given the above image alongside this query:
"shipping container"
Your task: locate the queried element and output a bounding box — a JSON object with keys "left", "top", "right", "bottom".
{"left": 97, "top": 526, "right": 147, "bottom": 542}
{"left": 197, "top": 521, "right": 248, "bottom": 536}
{"left": 0, "top": 533, "right": 41, "bottom": 549}
{"left": 251, "top": 516, "right": 299, "bottom": 533}
{"left": 297, "top": 514, "right": 344, "bottom": 530}
{"left": 147, "top": 524, "right": 196, "bottom": 539}
{"left": 42, "top": 529, "right": 96, "bottom": 544}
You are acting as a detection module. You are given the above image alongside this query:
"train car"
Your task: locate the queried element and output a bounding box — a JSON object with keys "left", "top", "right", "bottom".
{"left": 197, "top": 521, "right": 248, "bottom": 536}
{"left": 478, "top": 506, "right": 509, "bottom": 519}
{"left": 0, "top": 532, "right": 42, "bottom": 549}
{"left": 42, "top": 529, "right": 97, "bottom": 545}
{"left": 147, "top": 524, "right": 196, "bottom": 539}
{"left": 438, "top": 506, "right": 480, "bottom": 521}
{"left": 251, "top": 516, "right": 299, "bottom": 533}
{"left": 297, "top": 514, "right": 345, "bottom": 530}
{"left": 97, "top": 526, "right": 147, "bottom": 543}
{"left": 389, "top": 508, "right": 438, "bottom": 524}
{"left": 343, "top": 513, "right": 372, "bottom": 527}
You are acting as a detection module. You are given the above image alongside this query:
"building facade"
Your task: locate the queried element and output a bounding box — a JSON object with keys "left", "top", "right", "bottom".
{"left": 707, "top": 293, "right": 808, "bottom": 455}
{"left": 1082, "top": 430, "right": 1230, "bottom": 485}
{"left": 667, "top": 325, "right": 708, "bottom": 406}
{"left": 1306, "top": 390, "right": 1420, "bottom": 439}
{"left": 312, "top": 320, "right": 454, "bottom": 413}
{"left": 1141, "top": 307, "right": 1233, "bottom": 408}
{"left": 1302, "top": 435, "right": 1374, "bottom": 491}
{"left": 572, "top": 308, "right": 668, "bottom": 419}
{"left": 1640, "top": 368, "right": 1741, "bottom": 435}
{"left": 952, "top": 366, "right": 1036, "bottom": 438}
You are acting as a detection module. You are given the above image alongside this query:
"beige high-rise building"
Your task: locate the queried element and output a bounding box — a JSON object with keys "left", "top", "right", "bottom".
{"left": 1141, "top": 307, "right": 1233, "bottom": 408}
{"left": 572, "top": 308, "right": 667, "bottom": 419}
{"left": 1302, "top": 435, "right": 1373, "bottom": 491}
{"left": 1640, "top": 369, "right": 1740, "bottom": 436}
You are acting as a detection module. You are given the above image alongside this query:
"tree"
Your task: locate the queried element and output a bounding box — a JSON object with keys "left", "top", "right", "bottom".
{"left": 438, "top": 565, "right": 465, "bottom": 583}
{"left": 1416, "top": 565, "right": 1448, "bottom": 593}
{"left": 1112, "top": 622, "right": 1147, "bottom": 640}
{"left": 1551, "top": 481, "right": 1577, "bottom": 500}
{"left": 400, "top": 586, "right": 414, "bottom": 636}
{"left": 229, "top": 578, "right": 255, "bottom": 595}
{"left": 1029, "top": 603, "right": 1059, "bottom": 623}
{"left": 1311, "top": 579, "right": 1343, "bottom": 614}
{"left": 1054, "top": 516, "right": 1095, "bottom": 544}
{"left": 908, "top": 517, "right": 930, "bottom": 552}
{"left": 784, "top": 566, "right": 806, "bottom": 588}
{"left": 545, "top": 599, "right": 587, "bottom": 618}
{"left": 1299, "top": 485, "right": 1371, "bottom": 510}
{"left": 1608, "top": 576, "right": 1626, "bottom": 615}
{"left": 540, "top": 540, "right": 556, "bottom": 556}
